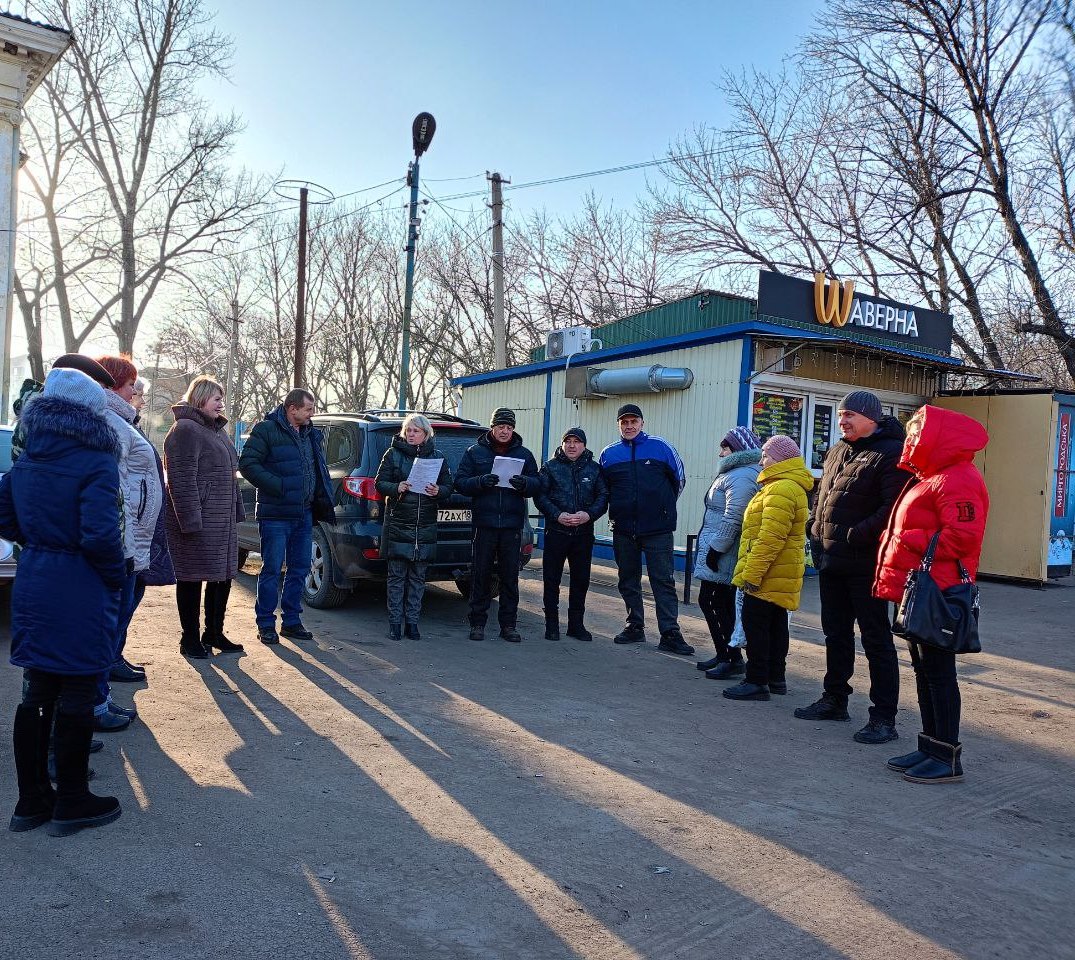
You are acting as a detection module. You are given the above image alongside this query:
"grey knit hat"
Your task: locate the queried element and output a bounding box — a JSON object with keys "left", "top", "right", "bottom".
{"left": 43, "top": 367, "right": 107, "bottom": 413}
{"left": 838, "top": 390, "right": 883, "bottom": 423}
{"left": 490, "top": 407, "right": 516, "bottom": 428}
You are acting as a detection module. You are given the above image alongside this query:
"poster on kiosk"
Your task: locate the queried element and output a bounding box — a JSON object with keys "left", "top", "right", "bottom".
{"left": 1048, "top": 401, "right": 1075, "bottom": 578}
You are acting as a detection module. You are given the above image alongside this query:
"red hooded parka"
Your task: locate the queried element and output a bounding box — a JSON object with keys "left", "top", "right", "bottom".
{"left": 873, "top": 405, "right": 990, "bottom": 603}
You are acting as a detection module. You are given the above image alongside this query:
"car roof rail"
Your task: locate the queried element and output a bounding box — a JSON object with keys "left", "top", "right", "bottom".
{"left": 352, "top": 408, "right": 480, "bottom": 426}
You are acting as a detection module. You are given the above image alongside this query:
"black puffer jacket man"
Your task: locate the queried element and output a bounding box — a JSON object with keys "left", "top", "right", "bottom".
{"left": 535, "top": 428, "right": 608, "bottom": 642}
{"left": 796, "top": 390, "right": 909, "bottom": 745}
{"left": 455, "top": 408, "right": 540, "bottom": 643}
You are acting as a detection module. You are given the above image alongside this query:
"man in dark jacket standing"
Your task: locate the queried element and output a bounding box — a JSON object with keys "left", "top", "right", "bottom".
{"left": 796, "top": 390, "right": 907, "bottom": 744}
{"left": 238, "top": 389, "right": 334, "bottom": 645}
{"left": 455, "top": 407, "right": 540, "bottom": 643}
{"left": 536, "top": 427, "right": 608, "bottom": 642}
{"left": 599, "top": 404, "right": 693, "bottom": 655}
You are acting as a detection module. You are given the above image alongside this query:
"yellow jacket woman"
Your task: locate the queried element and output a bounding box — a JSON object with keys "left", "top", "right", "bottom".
{"left": 726, "top": 435, "right": 813, "bottom": 702}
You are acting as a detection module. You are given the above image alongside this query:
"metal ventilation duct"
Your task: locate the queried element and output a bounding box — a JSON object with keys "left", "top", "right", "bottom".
{"left": 588, "top": 365, "right": 694, "bottom": 395}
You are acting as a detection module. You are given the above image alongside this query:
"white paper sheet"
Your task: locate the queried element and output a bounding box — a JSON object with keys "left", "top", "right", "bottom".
{"left": 406, "top": 457, "right": 444, "bottom": 492}
{"left": 492, "top": 456, "right": 525, "bottom": 489}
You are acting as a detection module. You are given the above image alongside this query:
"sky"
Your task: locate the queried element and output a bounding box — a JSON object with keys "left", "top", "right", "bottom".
{"left": 8, "top": 0, "right": 826, "bottom": 366}
{"left": 202, "top": 0, "right": 825, "bottom": 222}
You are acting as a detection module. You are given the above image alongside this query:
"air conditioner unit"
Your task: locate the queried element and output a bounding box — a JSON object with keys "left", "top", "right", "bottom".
{"left": 546, "top": 327, "right": 591, "bottom": 360}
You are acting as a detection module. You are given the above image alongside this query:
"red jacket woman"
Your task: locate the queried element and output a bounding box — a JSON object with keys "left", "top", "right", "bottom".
{"left": 873, "top": 405, "right": 989, "bottom": 784}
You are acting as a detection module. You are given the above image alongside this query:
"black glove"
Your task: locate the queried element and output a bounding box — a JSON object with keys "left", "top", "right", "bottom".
{"left": 705, "top": 547, "right": 722, "bottom": 572}
{"left": 508, "top": 475, "right": 527, "bottom": 492}
{"left": 480, "top": 473, "right": 499, "bottom": 489}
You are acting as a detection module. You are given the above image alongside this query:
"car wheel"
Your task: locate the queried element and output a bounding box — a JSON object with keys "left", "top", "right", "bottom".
{"left": 454, "top": 573, "right": 499, "bottom": 599}
{"left": 237, "top": 548, "right": 250, "bottom": 570}
{"left": 304, "top": 527, "right": 350, "bottom": 609}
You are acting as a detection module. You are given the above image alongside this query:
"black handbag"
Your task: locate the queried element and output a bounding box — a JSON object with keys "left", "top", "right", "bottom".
{"left": 891, "top": 532, "right": 981, "bottom": 654}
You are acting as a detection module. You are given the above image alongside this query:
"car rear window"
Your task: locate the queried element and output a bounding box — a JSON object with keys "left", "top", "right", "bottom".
{"left": 366, "top": 424, "right": 484, "bottom": 473}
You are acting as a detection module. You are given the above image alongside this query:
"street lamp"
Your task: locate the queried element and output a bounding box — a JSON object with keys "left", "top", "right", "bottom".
{"left": 398, "top": 111, "right": 436, "bottom": 411}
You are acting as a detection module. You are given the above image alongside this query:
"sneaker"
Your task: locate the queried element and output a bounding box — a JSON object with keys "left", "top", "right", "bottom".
{"left": 705, "top": 661, "right": 745, "bottom": 680}
{"left": 106, "top": 700, "right": 137, "bottom": 720}
{"left": 281, "top": 622, "right": 314, "bottom": 642}
{"left": 501, "top": 630, "right": 523, "bottom": 643}
{"left": 657, "top": 631, "right": 695, "bottom": 656}
{"left": 258, "top": 629, "right": 280, "bottom": 646}
{"left": 613, "top": 626, "right": 646, "bottom": 645}
{"left": 722, "top": 681, "right": 771, "bottom": 702}
{"left": 853, "top": 719, "right": 899, "bottom": 744}
{"left": 794, "top": 695, "right": 850, "bottom": 721}
{"left": 468, "top": 626, "right": 485, "bottom": 642}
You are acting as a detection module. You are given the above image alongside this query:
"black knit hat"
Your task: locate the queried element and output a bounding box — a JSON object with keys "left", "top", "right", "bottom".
{"left": 616, "top": 403, "right": 643, "bottom": 421}
{"left": 562, "top": 426, "right": 587, "bottom": 445}
{"left": 839, "top": 390, "right": 883, "bottom": 423}
{"left": 490, "top": 407, "right": 516, "bottom": 428}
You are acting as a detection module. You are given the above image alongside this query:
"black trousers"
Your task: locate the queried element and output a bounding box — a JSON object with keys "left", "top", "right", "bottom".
{"left": 908, "top": 641, "right": 961, "bottom": 744}
{"left": 469, "top": 527, "right": 521, "bottom": 631}
{"left": 23, "top": 669, "right": 97, "bottom": 719}
{"left": 819, "top": 569, "right": 899, "bottom": 722}
{"left": 697, "top": 581, "right": 741, "bottom": 662}
{"left": 542, "top": 528, "right": 593, "bottom": 628}
{"left": 741, "top": 593, "right": 789, "bottom": 687}
{"left": 176, "top": 579, "right": 232, "bottom": 639}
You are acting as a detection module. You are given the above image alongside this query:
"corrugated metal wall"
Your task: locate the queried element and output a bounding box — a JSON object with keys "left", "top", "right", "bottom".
{"left": 461, "top": 339, "right": 745, "bottom": 551}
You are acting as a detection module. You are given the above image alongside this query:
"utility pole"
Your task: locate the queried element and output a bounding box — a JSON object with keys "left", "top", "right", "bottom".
{"left": 398, "top": 111, "right": 437, "bottom": 411}
{"left": 225, "top": 298, "right": 240, "bottom": 442}
{"left": 488, "top": 171, "right": 510, "bottom": 370}
{"left": 294, "top": 185, "right": 309, "bottom": 388}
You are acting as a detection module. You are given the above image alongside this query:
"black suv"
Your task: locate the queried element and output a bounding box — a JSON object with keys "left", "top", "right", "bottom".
{"left": 236, "top": 410, "right": 534, "bottom": 608}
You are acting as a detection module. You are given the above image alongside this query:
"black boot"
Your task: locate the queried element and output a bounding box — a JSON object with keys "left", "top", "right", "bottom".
{"left": 566, "top": 620, "right": 593, "bottom": 642}
{"left": 10, "top": 702, "right": 56, "bottom": 832}
{"left": 47, "top": 711, "right": 121, "bottom": 837}
{"left": 696, "top": 655, "right": 722, "bottom": 671}
{"left": 887, "top": 733, "right": 931, "bottom": 772}
{"left": 203, "top": 582, "right": 243, "bottom": 653}
{"left": 404, "top": 623, "right": 421, "bottom": 641}
{"left": 903, "top": 737, "right": 964, "bottom": 784}
{"left": 180, "top": 632, "right": 208, "bottom": 659}
{"left": 388, "top": 623, "right": 402, "bottom": 641}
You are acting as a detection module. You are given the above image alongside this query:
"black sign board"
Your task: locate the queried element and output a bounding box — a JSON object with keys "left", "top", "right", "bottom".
{"left": 757, "top": 270, "right": 954, "bottom": 354}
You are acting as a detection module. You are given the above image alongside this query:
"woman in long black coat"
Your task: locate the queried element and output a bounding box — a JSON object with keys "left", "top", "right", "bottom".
{"left": 0, "top": 368, "right": 128, "bottom": 836}
{"left": 163, "top": 375, "right": 245, "bottom": 659}
{"left": 375, "top": 414, "right": 452, "bottom": 640}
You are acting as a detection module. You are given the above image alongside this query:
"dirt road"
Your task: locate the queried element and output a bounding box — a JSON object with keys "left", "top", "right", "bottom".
{"left": 1, "top": 561, "right": 1072, "bottom": 959}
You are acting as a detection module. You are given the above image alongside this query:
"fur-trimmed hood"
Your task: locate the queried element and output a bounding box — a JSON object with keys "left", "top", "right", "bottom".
{"left": 20, "top": 393, "right": 120, "bottom": 458}
{"left": 716, "top": 447, "right": 763, "bottom": 476}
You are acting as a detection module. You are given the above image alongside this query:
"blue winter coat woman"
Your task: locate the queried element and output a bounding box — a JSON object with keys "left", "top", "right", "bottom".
{"left": 0, "top": 370, "right": 127, "bottom": 676}
{"left": 693, "top": 447, "right": 763, "bottom": 586}
{"left": 693, "top": 427, "right": 763, "bottom": 677}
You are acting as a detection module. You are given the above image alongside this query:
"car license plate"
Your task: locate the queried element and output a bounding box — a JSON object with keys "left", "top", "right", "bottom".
{"left": 438, "top": 508, "right": 471, "bottom": 523}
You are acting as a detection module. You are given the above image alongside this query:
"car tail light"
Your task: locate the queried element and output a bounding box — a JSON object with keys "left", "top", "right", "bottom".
{"left": 521, "top": 542, "right": 533, "bottom": 556}
{"left": 344, "top": 476, "right": 381, "bottom": 501}
{"left": 361, "top": 547, "right": 380, "bottom": 560}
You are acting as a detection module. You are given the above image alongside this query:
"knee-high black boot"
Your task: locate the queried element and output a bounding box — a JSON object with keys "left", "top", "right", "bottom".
{"left": 9, "top": 702, "right": 55, "bottom": 832}
{"left": 203, "top": 580, "right": 242, "bottom": 653}
{"left": 47, "top": 710, "right": 121, "bottom": 837}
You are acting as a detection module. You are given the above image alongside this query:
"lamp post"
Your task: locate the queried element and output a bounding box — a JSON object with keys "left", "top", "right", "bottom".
{"left": 398, "top": 111, "right": 436, "bottom": 411}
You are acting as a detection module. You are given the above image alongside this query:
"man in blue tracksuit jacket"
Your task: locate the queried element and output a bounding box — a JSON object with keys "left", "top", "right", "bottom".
{"left": 599, "top": 403, "right": 693, "bottom": 655}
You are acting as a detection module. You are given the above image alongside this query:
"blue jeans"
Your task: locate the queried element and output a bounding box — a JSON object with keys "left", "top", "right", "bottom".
{"left": 96, "top": 571, "right": 139, "bottom": 714}
{"left": 612, "top": 531, "right": 680, "bottom": 636}
{"left": 255, "top": 512, "right": 313, "bottom": 630}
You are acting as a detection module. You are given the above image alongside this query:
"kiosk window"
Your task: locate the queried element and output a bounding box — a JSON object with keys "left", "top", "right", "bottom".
{"left": 810, "top": 403, "right": 834, "bottom": 470}
{"left": 751, "top": 391, "right": 804, "bottom": 447}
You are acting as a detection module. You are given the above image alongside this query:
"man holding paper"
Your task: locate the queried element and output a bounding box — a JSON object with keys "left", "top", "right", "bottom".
{"left": 374, "top": 414, "right": 453, "bottom": 641}
{"left": 455, "top": 407, "right": 540, "bottom": 643}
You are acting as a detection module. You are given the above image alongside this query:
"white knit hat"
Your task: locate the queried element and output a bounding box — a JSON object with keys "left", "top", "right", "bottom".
{"left": 43, "top": 367, "right": 107, "bottom": 413}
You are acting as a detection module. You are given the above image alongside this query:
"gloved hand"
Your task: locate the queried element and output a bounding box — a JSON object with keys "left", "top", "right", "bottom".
{"left": 508, "top": 475, "right": 527, "bottom": 492}
{"left": 480, "top": 473, "right": 499, "bottom": 488}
